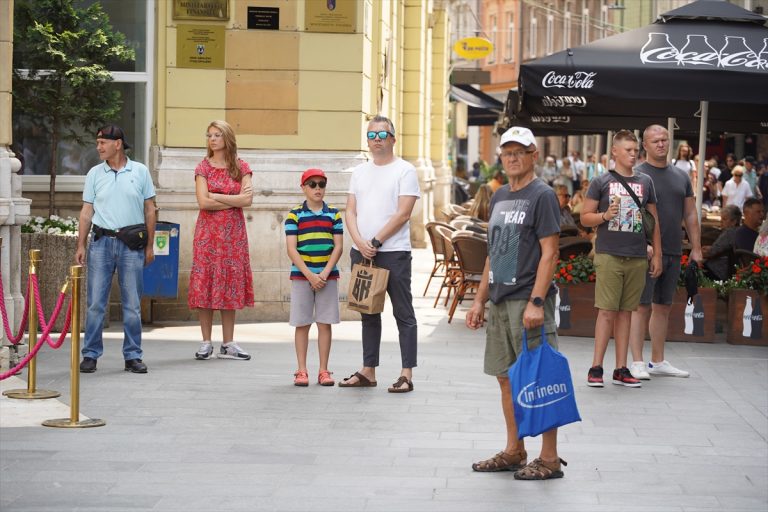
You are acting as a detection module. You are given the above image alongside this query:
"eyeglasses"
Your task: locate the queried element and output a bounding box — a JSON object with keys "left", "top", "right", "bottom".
{"left": 501, "top": 150, "right": 536, "bottom": 160}
{"left": 367, "top": 131, "right": 394, "bottom": 140}
{"left": 304, "top": 180, "right": 327, "bottom": 189}
{"left": 206, "top": 133, "right": 223, "bottom": 139}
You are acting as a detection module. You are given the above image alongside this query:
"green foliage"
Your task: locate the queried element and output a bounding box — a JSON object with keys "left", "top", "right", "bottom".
{"left": 12, "top": 0, "right": 135, "bottom": 214}
{"left": 478, "top": 160, "right": 503, "bottom": 183}
{"left": 554, "top": 254, "right": 596, "bottom": 284}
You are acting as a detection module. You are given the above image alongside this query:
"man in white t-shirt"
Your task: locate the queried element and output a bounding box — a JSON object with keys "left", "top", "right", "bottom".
{"left": 722, "top": 166, "right": 753, "bottom": 210}
{"left": 339, "top": 115, "right": 421, "bottom": 393}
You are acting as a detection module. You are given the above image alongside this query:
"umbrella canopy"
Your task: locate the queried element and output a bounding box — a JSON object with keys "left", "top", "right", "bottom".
{"left": 517, "top": 0, "right": 768, "bottom": 121}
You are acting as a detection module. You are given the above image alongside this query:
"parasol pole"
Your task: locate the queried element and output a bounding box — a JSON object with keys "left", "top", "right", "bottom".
{"left": 667, "top": 118, "right": 676, "bottom": 164}
{"left": 695, "top": 100, "right": 709, "bottom": 225}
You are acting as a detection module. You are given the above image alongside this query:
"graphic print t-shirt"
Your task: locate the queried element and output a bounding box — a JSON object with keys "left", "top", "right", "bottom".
{"left": 586, "top": 171, "right": 657, "bottom": 258}
{"left": 487, "top": 179, "right": 560, "bottom": 305}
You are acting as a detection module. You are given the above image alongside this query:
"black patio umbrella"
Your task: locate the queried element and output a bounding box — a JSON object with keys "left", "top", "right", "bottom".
{"left": 515, "top": 0, "right": 768, "bottom": 215}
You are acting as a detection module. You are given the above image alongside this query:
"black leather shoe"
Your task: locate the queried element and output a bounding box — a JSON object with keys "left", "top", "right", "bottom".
{"left": 124, "top": 359, "right": 148, "bottom": 373}
{"left": 79, "top": 357, "right": 97, "bottom": 373}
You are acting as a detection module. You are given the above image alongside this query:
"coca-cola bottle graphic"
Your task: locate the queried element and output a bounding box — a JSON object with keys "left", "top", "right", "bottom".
{"left": 640, "top": 32, "right": 679, "bottom": 65}
{"left": 719, "top": 36, "right": 759, "bottom": 69}
{"left": 684, "top": 298, "right": 694, "bottom": 335}
{"left": 678, "top": 34, "right": 719, "bottom": 66}
{"left": 558, "top": 286, "right": 571, "bottom": 330}
{"left": 742, "top": 296, "right": 753, "bottom": 338}
{"left": 758, "top": 38, "right": 768, "bottom": 71}
{"left": 555, "top": 288, "right": 561, "bottom": 327}
{"left": 751, "top": 297, "right": 763, "bottom": 340}
{"left": 693, "top": 295, "right": 704, "bottom": 336}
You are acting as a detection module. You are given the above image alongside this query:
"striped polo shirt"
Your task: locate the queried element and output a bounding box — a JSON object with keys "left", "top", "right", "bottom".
{"left": 284, "top": 201, "right": 343, "bottom": 280}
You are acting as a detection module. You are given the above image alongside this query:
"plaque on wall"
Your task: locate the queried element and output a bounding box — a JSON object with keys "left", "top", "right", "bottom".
{"left": 173, "top": 0, "right": 229, "bottom": 21}
{"left": 305, "top": 0, "right": 356, "bottom": 33}
{"left": 248, "top": 6, "right": 279, "bottom": 30}
{"left": 177, "top": 25, "right": 225, "bottom": 69}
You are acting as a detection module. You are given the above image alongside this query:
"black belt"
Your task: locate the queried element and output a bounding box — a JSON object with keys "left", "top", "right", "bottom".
{"left": 92, "top": 225, "right": 118, "bottom": 238}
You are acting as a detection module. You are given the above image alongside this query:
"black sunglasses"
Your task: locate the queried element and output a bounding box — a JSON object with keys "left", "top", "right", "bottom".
{"left": 305, "top": 180, "right": 327, "bottom": 189}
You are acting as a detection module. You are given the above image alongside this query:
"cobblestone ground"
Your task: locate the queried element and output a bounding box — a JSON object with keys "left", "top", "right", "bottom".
{"left": 1, "top": 248, "right": 766, "bottom": 512}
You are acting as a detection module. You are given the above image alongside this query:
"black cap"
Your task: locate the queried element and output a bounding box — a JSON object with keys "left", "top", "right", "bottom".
{"left": 96, "top": 124, "right": 131, "bottom": 150}
{"left": 745, "top": 156, "right": 756, "bottom": 164}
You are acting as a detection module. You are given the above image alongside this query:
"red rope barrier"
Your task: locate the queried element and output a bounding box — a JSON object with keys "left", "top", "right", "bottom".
{"left": 0, "top": 269, "right": 30, "bottom": 345}
{"left": 31, "top": 275, "right": 71, "bottom": 348}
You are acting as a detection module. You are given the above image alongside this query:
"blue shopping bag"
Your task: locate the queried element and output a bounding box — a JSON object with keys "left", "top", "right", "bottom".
{"left": 508, "top": 327, "right": 581, "bottom": 439}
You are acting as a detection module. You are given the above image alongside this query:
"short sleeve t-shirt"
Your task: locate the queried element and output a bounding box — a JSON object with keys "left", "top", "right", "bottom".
{"left": 83, "top": 158, "right": 156, "bottom": 230}
{"left": 284, "top": 201, "right": 344, "bottom": 280}
{"left": 348, "top": 157, "right": 421, "bottom": 252}
{"left": 487, "top": 179, "right": 560, "bottom": 304}
{"left": 586, "top": 171, "right": 657, "bottom": 258}
{"left": 635, "top": 162, "right": 693, "bottom": 257}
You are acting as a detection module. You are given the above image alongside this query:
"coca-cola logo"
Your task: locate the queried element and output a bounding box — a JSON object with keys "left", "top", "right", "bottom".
{"left": 531, "top": 116, "right": 572, "bottom": 124}
{"left": 542, "top": 96, "right": 587, "bottom": 108}
{"left": 640, "top": 32, "right": 768, "bottom": 70}
{"left": 542, "top": 71, "right": 596, "bottom": 89}
{"left": 692, "top": 312, "right": 704, "bottom": 318}
{"left": 558, "top": 305, "right": 571, "bottom": 312}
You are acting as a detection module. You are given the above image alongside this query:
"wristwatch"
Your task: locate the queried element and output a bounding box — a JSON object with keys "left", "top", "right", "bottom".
{"left": 529, "top": 296, "right": 545, "bottom": 307}
{"left": 371, "top": 238, "right": 382, "bottom": 248}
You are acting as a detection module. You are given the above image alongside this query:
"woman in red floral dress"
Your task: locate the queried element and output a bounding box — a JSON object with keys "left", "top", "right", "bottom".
{"left": 188, "top": 120, "right": 254, "bottom": 361}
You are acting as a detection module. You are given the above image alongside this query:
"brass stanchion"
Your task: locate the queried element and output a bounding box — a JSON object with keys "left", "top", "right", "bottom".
{"left": 44, "top": 265, "right": 105, "bottom": 428}
{"left": 4, "top": 249, "right": 60, "bottom": 399}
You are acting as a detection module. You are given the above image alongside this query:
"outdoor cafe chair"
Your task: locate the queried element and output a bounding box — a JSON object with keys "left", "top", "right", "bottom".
{"left": 424, "top": 221, "right": 454, "bottom": 296}
{"left": 558, "top": 236, "right": 593, "bottom": 260}
{"left": 432, "top": 224, "right": 460, "bottom": 308}
{"left": 447, "top": 231, "right": 488, "bottom": 323}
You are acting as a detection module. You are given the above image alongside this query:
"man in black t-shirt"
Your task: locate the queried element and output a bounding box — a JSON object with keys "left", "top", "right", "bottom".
{"left": 466, "top": 127, "right": 567, "bottom": 480}
{"left": 735, "top": 198, "right": 765, "bottom": 251}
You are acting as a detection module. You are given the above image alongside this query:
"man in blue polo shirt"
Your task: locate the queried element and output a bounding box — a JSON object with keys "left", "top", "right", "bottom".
{"left": 76, "top": 125, "right": 156, "bottom": 374}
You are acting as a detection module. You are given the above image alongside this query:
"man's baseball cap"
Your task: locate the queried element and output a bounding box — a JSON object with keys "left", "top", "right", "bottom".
{"left": 96, "top": 124, "right": 131, "bottom": 150}
{"left": 301, "top": 168, "right": 327, "bottom": 185}
{"left": 499, "top": 126, "right": 536, "bottom": 148}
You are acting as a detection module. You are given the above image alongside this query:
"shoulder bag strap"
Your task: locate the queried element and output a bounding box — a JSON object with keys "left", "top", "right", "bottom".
{"left": 609, "top": 170, "right": 643, "bottom": 209}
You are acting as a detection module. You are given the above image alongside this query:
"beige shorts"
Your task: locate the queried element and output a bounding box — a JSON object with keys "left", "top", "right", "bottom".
{"left": 484, "top": 296, "right": 558, "bottom": 377}
{"left": 593, "top": 253, "right": 648, "bottom": 311}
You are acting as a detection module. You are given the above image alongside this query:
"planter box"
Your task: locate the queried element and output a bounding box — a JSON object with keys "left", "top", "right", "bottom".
{"left": 727, "top": 289, "right": 767, "bottom": 346}
{"left": 21, "top": 233, "right": 86, "bottom": 333}
{"left": 555, "top": 282, "right": 596, "bottom": 338}
{"left": 666, "top": 288, "right": 718, "bottom": 343}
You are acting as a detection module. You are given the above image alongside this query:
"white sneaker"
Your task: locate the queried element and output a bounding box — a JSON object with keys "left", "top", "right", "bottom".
{"left": 629, "top": 361, "right": 650, "bottom": 380}
{"left": 195, "top": 342, "right": 213, "bottom": 360}
{"left": 217, "top": 342, "right": 251, "bottom": 361}
{"left": 647, "top": 360, "right": 689, "bottom": 378}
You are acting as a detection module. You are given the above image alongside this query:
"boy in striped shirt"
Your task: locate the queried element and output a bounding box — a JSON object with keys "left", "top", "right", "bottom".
{"left": 285, "top": 169, "right": 344, "bottom": 386}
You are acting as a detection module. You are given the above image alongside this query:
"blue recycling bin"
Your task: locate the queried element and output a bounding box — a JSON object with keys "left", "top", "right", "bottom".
{"left": 143, "top": 222, "right": 180, "bottom": 298}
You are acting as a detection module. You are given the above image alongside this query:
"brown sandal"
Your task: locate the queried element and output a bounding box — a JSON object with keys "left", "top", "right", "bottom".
{"left": 513, "top": 457, "right": 567, "bottom": 480}
{"left": 471, "top": 450, "right": 528, "bottom": 472}
{"left": 338, "top": 372, "right": 377, "bottom": 387}
{"left": 387, "top": 376, "right": 414, "bottom": 393}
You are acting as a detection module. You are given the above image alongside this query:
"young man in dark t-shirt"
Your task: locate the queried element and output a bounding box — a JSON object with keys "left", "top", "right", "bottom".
{"left": 466, "top": 127, "right": 566, "bottom": 480}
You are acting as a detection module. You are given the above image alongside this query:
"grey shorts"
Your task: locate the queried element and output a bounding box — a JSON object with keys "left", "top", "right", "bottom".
{"left": 639, "top": 254, "right": 681, "bottom": 306}
{"left": 484, "top": 296, "right": 558, "bottom": 377}
{"left": 289, "top": 279, "right": 340, "bottom": 327}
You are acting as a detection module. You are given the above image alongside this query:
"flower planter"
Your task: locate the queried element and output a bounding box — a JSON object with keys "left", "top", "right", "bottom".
{"left": 726, "top": 289, "right": 766, "bottom": 346}
{"left": 666, "top": 287, "right": 718, "bottom": 343}
{"left": 21, "top": 233, "right": 86, "bottom": 333}
{"left": 555, "top": 282, "right": 596, "bottom": 338}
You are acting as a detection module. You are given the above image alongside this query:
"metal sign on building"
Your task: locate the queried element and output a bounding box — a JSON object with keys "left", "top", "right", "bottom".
{"left": 453, "top": 37, "right": 494, "bottom": 60}
{"left": 177, "top": 25, "right": 225, "bottom": 69}
{"left": 173, "top": 0, "right": 229, "bottom": 21}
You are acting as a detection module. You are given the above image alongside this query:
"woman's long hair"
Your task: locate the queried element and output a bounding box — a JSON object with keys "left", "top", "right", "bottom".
{"left": 469, "top": 184, "right": 493, "bottom": 222}
{"left": 206, "top": 120, "right": 241, "bottom": 181}
{"left": 675, "top": 143, "right": 692, "bottom": 161}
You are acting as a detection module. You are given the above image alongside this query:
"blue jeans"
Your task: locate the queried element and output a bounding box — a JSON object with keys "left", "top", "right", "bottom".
{"left": 82, "top": 236, "right": 144, "bottom": 361}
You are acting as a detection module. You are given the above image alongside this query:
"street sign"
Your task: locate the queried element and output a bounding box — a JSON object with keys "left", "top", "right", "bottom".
{"left": 453, "top": 37, "right": 493, "bottom": 60}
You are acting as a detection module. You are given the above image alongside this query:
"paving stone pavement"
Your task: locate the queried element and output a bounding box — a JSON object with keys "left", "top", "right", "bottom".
{"left": 1, "top": 248, "right": 766, "bottom": 512}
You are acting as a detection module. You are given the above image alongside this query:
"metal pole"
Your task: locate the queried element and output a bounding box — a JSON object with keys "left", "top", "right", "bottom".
{"left": 667, "top": 117, "right": 676, "bottom": 165}
{"left": 695, "top": 101, "right": 709, "bottom": 225}
{"left": 43, "top": 265, "right": 105, "bottom": 428}
{"left": 3, "top": 250, "right": 59, "bottom": 399}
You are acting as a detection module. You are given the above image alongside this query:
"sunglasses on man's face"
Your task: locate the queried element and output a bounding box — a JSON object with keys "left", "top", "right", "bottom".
{"left": 367, "top": 131, "right": 393, "bottom": 140}
{"left": 304, "top": 180, "right": 327, "bottom": 189}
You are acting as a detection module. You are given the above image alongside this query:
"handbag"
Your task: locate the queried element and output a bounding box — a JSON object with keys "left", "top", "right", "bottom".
{"left": 609, "top": 170, "right": 655, "bottom": 245}
{"left": 347, "top": 258, "right": 390, "bottom": 314}
{"left": 508, "top": 327, "right": 581, "bottom": 439}
{"left": 116, "top": 224, "right": 149, "bottom": 250}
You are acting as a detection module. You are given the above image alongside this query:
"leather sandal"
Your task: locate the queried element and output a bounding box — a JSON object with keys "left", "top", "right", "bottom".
{"left": 471, "top": 450, "right": 528, "bottom": 472}
{"left": 387, "top": 376, "right": 414, "bottom": 393}
{"left": 513, "top": 457, "right": 567, "bottom": 480}
{"left": 338, "top": 371, "right": 377, "bottom": 387}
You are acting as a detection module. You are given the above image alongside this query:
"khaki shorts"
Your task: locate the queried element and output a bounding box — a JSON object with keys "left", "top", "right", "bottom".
{"left": 484, "top": 296, "right": 558, "bottom": 377}
{"left": 593, "top": 253, "right": 648, "bottom": 311}
{"left": 289, "top": 279, "right": 340, "bottom": 327}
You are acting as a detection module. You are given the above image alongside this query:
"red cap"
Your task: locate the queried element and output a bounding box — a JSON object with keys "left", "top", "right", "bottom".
{"left": 301, "top": 168, "right": 327, "bottom": 185}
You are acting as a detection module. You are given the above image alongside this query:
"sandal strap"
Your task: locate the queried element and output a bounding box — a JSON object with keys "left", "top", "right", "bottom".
{"left": 517, "top": 457, "right": 561, "bottom": 478}
{"left": 475, "top": 450, "right": 526, "bottom": 470}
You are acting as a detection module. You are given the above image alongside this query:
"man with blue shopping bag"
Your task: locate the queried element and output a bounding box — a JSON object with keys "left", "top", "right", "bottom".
{"left": 466, "top": 126, "right": 573, "bottom": 480}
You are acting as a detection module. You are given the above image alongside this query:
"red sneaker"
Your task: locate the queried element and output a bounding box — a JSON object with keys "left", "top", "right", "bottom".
{"left": 612, "top": 367, "right": 642, "bottom": 388}
{"left": 587, "top": 366, "right": 604, "bottom": 387}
